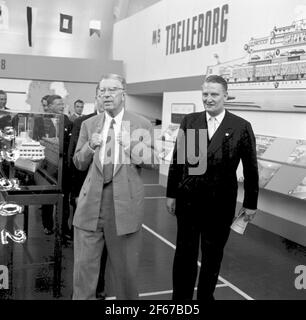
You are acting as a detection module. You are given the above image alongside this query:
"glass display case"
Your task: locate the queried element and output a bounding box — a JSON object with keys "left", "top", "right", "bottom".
{"left": 0, "top": 111, "right": 64, "bottom": 299}
{"left": 0, "top": 110, "right": 64, "bottom": 193}
{"left": 238, "top": 135, "right": 306, "bottom": 201}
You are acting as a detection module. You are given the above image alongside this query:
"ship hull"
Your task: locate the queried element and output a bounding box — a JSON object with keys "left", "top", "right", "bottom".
{"left": 226, "top": 80, "right": 306, "bottom": 111}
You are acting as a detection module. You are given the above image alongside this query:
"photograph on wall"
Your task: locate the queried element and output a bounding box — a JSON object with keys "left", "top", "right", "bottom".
{"left": 170, "top": 103, "right": 195, "bottom": 124}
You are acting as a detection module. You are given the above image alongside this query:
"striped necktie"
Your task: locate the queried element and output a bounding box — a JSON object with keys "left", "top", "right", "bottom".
{"left": 103, "top": 118, "right": 116, "bottom": 184}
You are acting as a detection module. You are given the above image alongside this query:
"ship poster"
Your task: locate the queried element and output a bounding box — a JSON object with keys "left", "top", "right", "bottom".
{"left": 206, "top": 3, "right": 306, "bottom": 112}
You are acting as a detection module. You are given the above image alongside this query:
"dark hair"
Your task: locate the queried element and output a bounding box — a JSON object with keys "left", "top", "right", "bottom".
{"left": 0, "top": 90, "right": 6, "bottom": 96}
{"left": 204, "top": 75, "right": 228, "bottom": 92}
{"left": 47, "top": 95, "right": 62, "bottom": 106}
{"left": 41, "top": 94, "right": 50, "bottom": 103}
{"left": 74, "top": 99, "right": 84, "bottom": 106}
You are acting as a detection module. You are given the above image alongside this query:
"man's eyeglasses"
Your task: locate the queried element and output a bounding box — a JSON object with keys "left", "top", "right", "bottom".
{"left": 98, "top": 87, "right": 124, "bottom": 95}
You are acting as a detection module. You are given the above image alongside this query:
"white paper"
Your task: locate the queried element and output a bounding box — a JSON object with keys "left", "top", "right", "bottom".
{"left": 231, "top": 209, "right": 249, "bottom": 235}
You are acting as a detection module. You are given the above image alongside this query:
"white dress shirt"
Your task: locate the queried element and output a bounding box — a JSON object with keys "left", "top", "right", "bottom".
{"left": 99, "top": 108, "right": 124, "bottom": 173}
{"left": 206, "top": 110, "right": 225, "bottom": 140}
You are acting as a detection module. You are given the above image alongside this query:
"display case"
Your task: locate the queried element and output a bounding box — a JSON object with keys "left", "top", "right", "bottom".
{"left": 0, "top": 111, "right": 65, "bottom": 299}
{"left": 160, "top": 118, "right": 306, "bottom": 203}
{"left": 237, "top": 135, "right": 306, "bottom": 201}
{"left": 0, "top": 110, "right": 65, "bottom": 192}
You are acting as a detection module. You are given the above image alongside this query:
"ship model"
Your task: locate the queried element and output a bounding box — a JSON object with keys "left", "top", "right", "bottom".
{"left": 206, "top": 19, "right": 306, "bottom": 110}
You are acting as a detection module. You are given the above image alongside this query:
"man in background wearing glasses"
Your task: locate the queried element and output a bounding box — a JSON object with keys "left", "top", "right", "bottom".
{"left": 72, "top": 73, "right": 158, "bottom": 299}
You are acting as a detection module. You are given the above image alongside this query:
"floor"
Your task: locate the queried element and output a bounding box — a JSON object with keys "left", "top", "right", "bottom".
{"left": 1, "top": 168, "right": 306, "bottom": 300}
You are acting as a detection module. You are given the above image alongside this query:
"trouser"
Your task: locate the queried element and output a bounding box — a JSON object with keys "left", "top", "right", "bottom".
{"left": 73, "top": 182, "right": 141, "bottom": 300}
{"left": 41, "top": 193, "right": 70, "bottom": 234}
{"left": 172, "top": 203, "right": 232, "bottom": 301}
{"left": 41, "top": 205, "right": 53, "bottom": 230}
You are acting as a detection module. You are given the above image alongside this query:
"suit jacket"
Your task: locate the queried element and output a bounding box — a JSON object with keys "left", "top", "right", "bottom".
{"left": 69, "top": 113, "right": 83, "bottom": 122}
{"left": 167, "top": 110, "right": 259, "bottom": 218}
{"left": 68, "top": 112, "right": 97, "bottom": 197}
{"left": 72, "top": 110, "right": 158, "bottom": 236}
{"left": 33, "top": 116, "right": 56, "bottom": 140}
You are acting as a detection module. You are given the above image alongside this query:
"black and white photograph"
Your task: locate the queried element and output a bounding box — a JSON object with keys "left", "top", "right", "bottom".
{"left": 0, "top": 0, "right": 306, "bottom": 310}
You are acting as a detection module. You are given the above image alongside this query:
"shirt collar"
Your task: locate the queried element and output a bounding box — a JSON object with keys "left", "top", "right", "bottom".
{"left": 105, "top": 107, "right": 124, "bottom": 127}
{"left": 206, "top": 109, "right": 226, "bottom": 124}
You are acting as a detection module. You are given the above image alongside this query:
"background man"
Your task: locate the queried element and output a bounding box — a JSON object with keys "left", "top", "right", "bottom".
{"left": 0, "top": 90, "right": 11, "bottom": 130}
{"left": 41, "top": 95, "right": 50, "bottom": 113}
{"left": 69, "top": 99, "right": 84, "bottom": 122}
{"left": 41, "top": 95, "right": 72, "bottom": 239}
{"left": 0, "top": 90, "right": 8, "bottom": 110}
{"left": 72, "top": 73, "right": 158, "bottom": 299}
{"left": 166, "top": 75, "right": 259, "bottom": 300}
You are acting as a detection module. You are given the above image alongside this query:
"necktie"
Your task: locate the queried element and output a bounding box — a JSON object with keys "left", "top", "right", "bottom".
{"left": 103, "top": 118, "right": 116, "bottom": 184}
{"left": 208, "top": 117, "right": 217, "bottom": 140}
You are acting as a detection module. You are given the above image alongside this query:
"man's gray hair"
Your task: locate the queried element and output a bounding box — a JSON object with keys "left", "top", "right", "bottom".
{"left": 99, "top": 73, "right": 126, "bottom": 90}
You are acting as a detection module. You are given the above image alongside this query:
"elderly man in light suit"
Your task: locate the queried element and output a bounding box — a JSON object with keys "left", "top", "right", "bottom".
{"left": 72, "top": 74, "right": 158, "bottom": 300}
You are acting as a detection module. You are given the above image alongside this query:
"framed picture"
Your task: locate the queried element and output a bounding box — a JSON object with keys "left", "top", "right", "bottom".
{"left": 171, "top": 103, "right": 195, "bottom": 124}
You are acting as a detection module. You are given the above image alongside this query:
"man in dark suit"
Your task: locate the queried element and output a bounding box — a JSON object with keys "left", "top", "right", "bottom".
{"left": 68, "top": 94, "right": 100, "bottom": 210}
{"left": 0, "top": 90, "right": 12, "bottom": 130}
{"left": 69, "top": 99, "right": 84, "bottom": 122}
{"left": 41, "top": 95, "right": 72, "bottom": 238}
{"left": 166, "top": 75, "right": 259, "bottom": 300}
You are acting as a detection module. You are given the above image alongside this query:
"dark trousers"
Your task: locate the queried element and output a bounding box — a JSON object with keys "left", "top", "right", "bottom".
{"left": 41, "top": 193, "right": 70, "bottom": 234}
{"left": 172, "top": 202, "right": 232, "bottom": 301}
{"left": 41, "top": 205, "right": 53, "bottom": 230}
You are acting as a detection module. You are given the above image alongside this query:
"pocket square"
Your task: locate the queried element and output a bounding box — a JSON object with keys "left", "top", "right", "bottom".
{"left": 225, "top": 133, "right": 230, "bottom": 136}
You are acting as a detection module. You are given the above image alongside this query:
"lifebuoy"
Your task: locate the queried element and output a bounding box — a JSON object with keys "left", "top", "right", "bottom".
{"left": 275, "top": 48, "right": 280, "bottom": 56}
{"left": 270, "top": 38, "right": 275, "bottom": 45}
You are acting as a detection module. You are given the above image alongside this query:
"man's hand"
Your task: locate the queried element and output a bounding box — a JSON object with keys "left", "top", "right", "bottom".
{"left": 242, "top": 207, "right": 257, "bottom": 222}
{"left": 89, "top": 133, "right": 103, "bottom": 150}
{"left": 166, "top": 198, "right": 176, "bottom": 216}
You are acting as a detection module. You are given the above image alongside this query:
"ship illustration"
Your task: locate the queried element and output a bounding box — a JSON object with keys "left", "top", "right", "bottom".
{"left": 206, "top": 19, "right": 306, "bottom": 111}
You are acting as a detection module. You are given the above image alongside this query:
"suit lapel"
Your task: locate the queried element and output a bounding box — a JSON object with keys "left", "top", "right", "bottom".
{"left": 207, "top": 110, "right": 235, "bottom": 156}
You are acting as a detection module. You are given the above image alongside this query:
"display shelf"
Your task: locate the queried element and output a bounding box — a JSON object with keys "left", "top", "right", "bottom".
{"left": 0, "top": 111, "right": 65, "bottom": 299}
{"left": 160, "top": 129, "right": 306, "bottom": 202}
{"left": 239, "top": 134, "right": 306, "bottom": 201}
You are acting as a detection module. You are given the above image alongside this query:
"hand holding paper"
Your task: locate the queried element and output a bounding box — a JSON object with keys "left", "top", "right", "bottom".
{"left": 231, "top": 207, "right": 256, "bottom": 235}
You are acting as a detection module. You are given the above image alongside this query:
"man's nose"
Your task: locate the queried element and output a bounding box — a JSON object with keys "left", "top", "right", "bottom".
{"left": 206, "top": 95, "right": 213, "bottom": 102}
